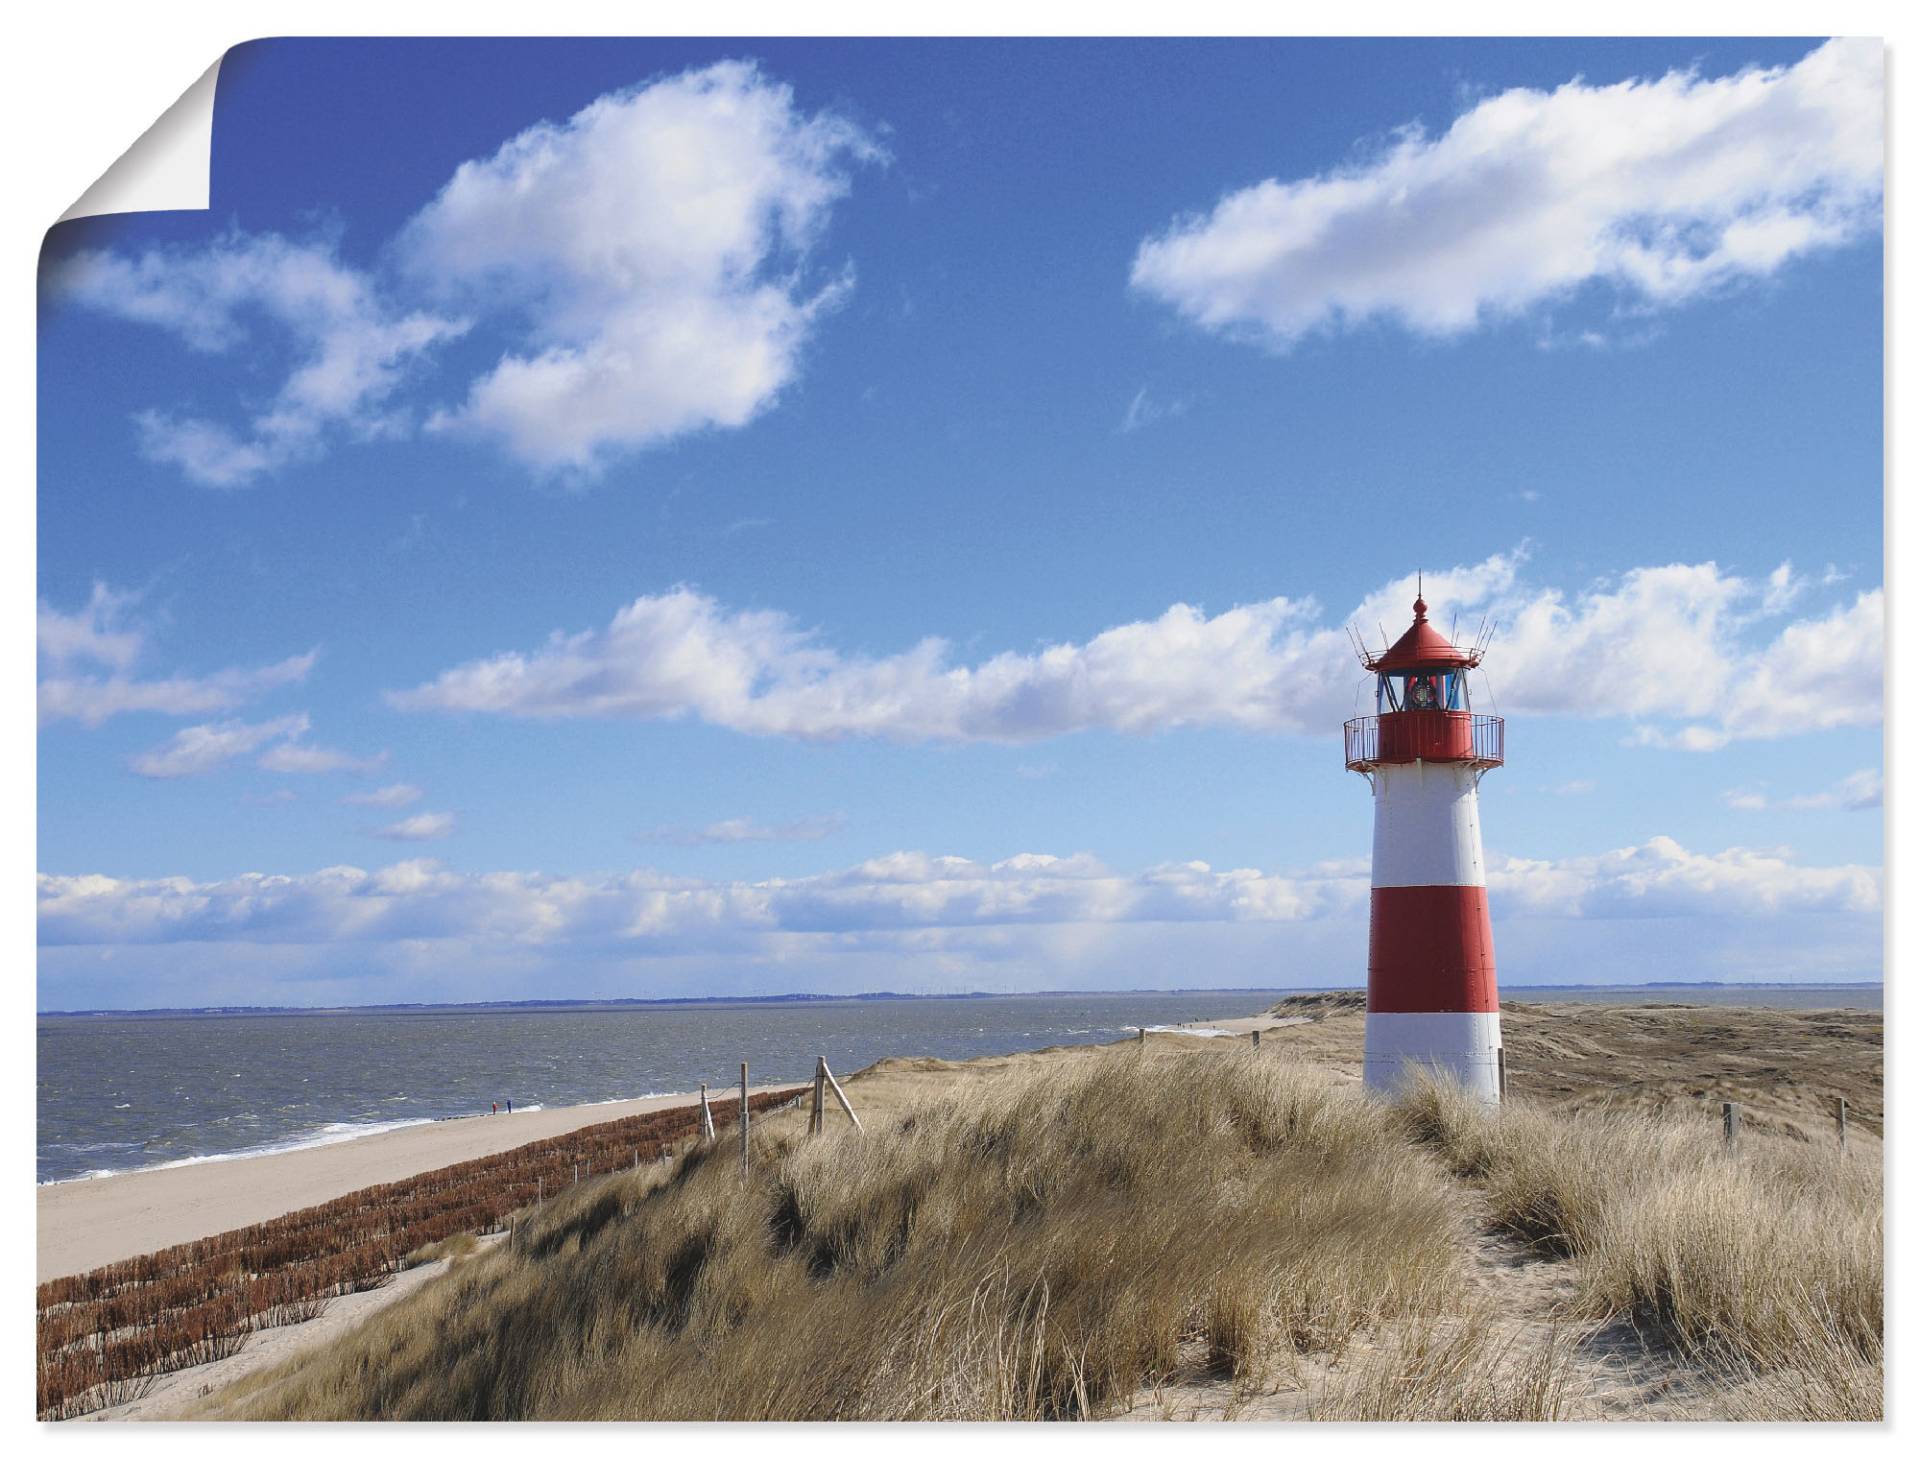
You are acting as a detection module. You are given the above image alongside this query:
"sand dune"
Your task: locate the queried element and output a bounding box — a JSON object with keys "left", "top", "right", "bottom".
{"left": 42, "top": 997, "right": 1881, "bottom": 1422}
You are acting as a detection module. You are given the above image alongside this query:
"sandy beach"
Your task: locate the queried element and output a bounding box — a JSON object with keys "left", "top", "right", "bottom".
{"left": 1156, "top": 1013, "right": 1312, "bottom": 1037}
{"left": 37, "top": 1085, "right": 789, "bottom": 1282}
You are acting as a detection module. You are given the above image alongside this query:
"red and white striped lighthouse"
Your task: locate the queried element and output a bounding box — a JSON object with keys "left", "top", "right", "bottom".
{"left": 1344, "top": 592, "right": 1505, "bottom": 1102}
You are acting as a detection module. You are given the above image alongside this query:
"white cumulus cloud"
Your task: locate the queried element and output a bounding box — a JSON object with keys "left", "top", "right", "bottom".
{"left": 390, "top": 553, "right": 1880, "bottom": 750}
{"left": 1131, "top": 38, "right": 1882, "bottom": 347}
{"left": 40, "top": 656, "right": 317, "bottom": 729}
{"left": 50, "top": 234, "right": 467, "bottom": 487}
{"left": 402, "top": 60, "right": 880, "bottom": 473}
{"left": 37, "top": 583, "right": 143, "bottom": 671}
{"left": 129, "top": 714, "right": 310, "bottom": 780}
{"left": 45, "top": 62, "right": 873, "bottom": 486}
{"left": 388, "top": 584, "right": 1343, "bottom": 740}
{"left": 127, "top": 711, "right": 385, "bottom": 780}
{"left": 372, "top": 811, "right": 457, "bottom": 842}
{"left": 38, "top": 584, "right": 316, "bottom": 728}
{"left": 36, "top": 835, "right": 1876, "bottom": 954}
{"left": 1490, "top": 837, "right": 1879, "bottom": 918}
{"left": 1724, "top": 767, "right": 1882, "bottom": 813}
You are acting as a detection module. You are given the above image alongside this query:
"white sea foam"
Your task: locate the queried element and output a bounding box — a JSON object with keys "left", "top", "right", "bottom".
{"left": 40, "top": 1091, "right": 718, "bottom": 1185}
{"left": 43, "top": 1116, "right": 439, "bottom": 1185}
{"left": 548, "top": 1092, "right": 691, "bottom": 1109}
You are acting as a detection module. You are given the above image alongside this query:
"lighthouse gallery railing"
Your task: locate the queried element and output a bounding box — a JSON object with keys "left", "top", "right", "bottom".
{"left": 1344, "top": 713, "right": 1503, "bottom": 772}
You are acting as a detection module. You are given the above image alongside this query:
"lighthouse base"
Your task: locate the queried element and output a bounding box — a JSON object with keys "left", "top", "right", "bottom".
{"left": 1363, "top": 1011, "right": 1502, "bottom": 1104}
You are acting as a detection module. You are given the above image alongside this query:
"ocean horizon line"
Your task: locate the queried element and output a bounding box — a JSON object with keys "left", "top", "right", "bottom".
{"left": 36, "top": 978, "right": 1886, "bottom": 1019}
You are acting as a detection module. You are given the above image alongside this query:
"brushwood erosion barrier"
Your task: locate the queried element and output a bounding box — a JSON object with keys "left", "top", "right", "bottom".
{"left": 37, "top": 1087, "right": 806, "bottom": 1420}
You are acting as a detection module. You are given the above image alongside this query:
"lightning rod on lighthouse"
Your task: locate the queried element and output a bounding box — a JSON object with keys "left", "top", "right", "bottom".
{"left": 1344, "top": 588, "right": 1505, "bottom": 1103}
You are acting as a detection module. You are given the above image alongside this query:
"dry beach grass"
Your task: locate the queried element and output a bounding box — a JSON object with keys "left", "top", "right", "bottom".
{"left": 186, "top": 1001, "right": 1881, "bottom": 1422}
{"left": 1392, "top": 1076, "right": 1882, "bottom": 1420}
{"left": 202, "top": 1051, "right": 1465, "bottom": 1419}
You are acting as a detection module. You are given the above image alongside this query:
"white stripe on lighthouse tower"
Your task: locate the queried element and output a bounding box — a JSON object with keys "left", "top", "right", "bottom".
{"left": 1364, "top": 759, "right": 1502, "bottom": 1101}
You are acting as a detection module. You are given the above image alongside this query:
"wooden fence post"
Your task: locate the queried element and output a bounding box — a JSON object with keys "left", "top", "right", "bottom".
{"left": 1836, "top": 1096, "right": 1849, "bottom": 1147}
{"left": 1497, "top": 1046, "right": 1508, "bottom": 1102}
{"left": 1722, "top": 1101, "right": 1740, "bottom": 1151}
{"left": 1137, "top": 1024, "right": 1146, "bottom": 1045}
{"left": 699, "top": 1082, "right": 716, "bottom": 1144}
{"left": 1251, "top": 1029, "right": 1261, "bottom": 1050}
{"left": 740, "top": 1061, "right": 751, "bottom": 1180}
{"left": 811, "top": 1056, "right": 826, "bottom": 1136}
{"left": 820, "top": 1059, "right": 864, "bottom": 1133}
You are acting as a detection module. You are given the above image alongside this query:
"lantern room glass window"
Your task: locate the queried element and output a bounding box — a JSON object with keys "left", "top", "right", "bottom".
{"left": 1378, "top": 669, "right": 1467, "bottom": 713}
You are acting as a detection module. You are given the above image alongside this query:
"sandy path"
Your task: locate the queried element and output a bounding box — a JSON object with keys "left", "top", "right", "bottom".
{"left": 1109, "top": 1199, "right": 1709, "bottom": 1421}
{"left": 1450, "top": 1209, "right": 1704, "bottom": 1417}
{"left": 1109, "top": 1149, "right": 1727, "bottom": 1425}
{"left": 38, "top": 1085, "right": 788, "bottom": 1282}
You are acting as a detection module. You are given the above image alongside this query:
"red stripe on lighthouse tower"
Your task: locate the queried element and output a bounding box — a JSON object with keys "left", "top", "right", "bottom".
{"left": 1368, "top": 888, "right": 1498, "bottom": 1012}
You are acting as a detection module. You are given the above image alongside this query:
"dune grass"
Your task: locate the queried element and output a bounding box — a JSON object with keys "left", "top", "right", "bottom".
{"left": 202, "top": 1049, "right": 1462, "bottom": 1420}
{"left": 1300, "top": 1307, "right": 1579, "bottom": 1421}
{"left": 1394, "top": 1074, "right": 1882, "bottom": 1415}
{"left": 196, "top": 1047, "right": 1881, "bottom": 1422}
{"left": 399, "top": 1231, "right": 479, "bottom": 1269}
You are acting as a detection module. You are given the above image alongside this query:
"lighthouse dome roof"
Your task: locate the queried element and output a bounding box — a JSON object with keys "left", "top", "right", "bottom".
{"left": 1366, "top": 595, "right": 1481, "bottom": 673}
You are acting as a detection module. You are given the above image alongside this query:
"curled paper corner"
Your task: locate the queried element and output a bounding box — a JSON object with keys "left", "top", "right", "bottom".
{"left": 58, "top": 56, "right": 223, "bottom": 223}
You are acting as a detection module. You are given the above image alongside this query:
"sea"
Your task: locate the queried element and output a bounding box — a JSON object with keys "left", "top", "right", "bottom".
{"left": 35, "top": 984, "right": 1881, "bottom": 1185}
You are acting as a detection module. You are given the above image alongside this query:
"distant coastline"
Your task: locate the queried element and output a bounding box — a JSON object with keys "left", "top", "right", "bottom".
{"left": 40, "top": 987, "right": 1286, "bottom": 1018}
{"left": 36, "top": 980, "right": 1885, "bottom": 1019}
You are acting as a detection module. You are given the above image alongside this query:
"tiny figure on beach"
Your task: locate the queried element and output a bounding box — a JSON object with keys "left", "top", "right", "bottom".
{"left": 492, "top": 1101, "right": 498, "bottom": 1115}
{"left": 507, "top": 1099, "right": 513, "bottom": 1113}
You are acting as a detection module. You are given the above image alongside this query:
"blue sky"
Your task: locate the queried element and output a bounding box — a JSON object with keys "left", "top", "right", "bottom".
{"left": 36, "top": 37, "right": 1883, "bottom": 1009}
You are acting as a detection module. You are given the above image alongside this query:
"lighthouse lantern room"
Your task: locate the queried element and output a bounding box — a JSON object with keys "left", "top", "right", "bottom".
{"left": 1344, "top": 590, "right": 1505, "bottom": 1103}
